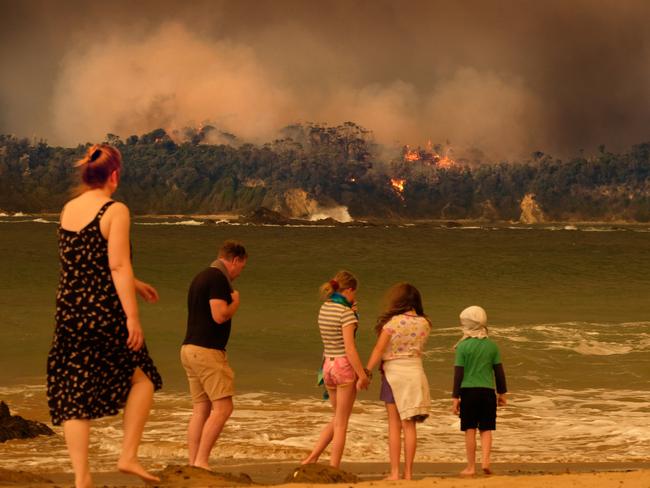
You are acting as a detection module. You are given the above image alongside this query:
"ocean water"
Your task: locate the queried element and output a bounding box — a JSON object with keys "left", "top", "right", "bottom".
{"left": 1, "top": 216, "right": 649, "bottom": 471}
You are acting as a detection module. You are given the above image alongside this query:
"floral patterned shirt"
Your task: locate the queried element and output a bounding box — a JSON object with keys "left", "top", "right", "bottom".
{"left": 381, "top": 313, "right": 431, "bottom": 360}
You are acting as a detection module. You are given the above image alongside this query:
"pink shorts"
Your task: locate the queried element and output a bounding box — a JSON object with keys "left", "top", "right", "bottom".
{"left": 322, "top": 356, "right": 356, "bottom": 388}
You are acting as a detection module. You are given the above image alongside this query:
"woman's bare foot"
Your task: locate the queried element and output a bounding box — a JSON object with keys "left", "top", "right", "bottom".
{"left": 460, "top": 466, "right": 476, "bottom": 476}
{"left": 117, "top": 458, "right": 160, "bottom": 483}
{"left": 300, "top": 456, "right": 318, "bottom": 465}
{"left": 482, "top": 467, "right": 493, "bottom": 475}
{"left": 383, "top": 474, "right": 400, "bottom": 480}
{"left": 191, "top": 463, "right": 213, "bottom": 471}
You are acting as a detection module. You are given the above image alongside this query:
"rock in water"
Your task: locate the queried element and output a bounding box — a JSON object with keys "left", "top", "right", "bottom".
{"left": 242, "top": 207, "right": 291, "bottom": 225}
{"left": 0, "top": 401, "right": 55, "bottom": 443}
{"left": 284, "top": 464, "right": 359, "bottom": 484}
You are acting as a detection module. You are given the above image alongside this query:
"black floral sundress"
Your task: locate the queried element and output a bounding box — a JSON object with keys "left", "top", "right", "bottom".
{"left": 47, "top": 201, "right": 162, "bottom": 426}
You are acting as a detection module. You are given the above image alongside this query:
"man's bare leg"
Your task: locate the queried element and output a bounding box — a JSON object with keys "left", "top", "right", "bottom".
{"left": 187, "top": 401, "right": 211, "bottom": 465}
{"left": 193, "top": 397, "right": 233, "bottom": 470}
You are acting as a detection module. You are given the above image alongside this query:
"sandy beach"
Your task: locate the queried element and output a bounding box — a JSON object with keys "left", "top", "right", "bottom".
{"left": 1, "top": 462, "right": 650, "bottom": 487}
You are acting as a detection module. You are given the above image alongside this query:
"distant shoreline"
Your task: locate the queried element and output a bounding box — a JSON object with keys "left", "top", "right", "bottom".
{"left": 2, "top": 211, "right": 650, "bottom": 228}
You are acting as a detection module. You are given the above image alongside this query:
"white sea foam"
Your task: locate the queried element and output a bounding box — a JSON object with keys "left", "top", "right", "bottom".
{"left": 135, "top": 220, "right": 204, "bottom": 226}
{"left": 2, "top": 386, "right": 649, "bottom": 472}
{"left": 308, "top": 205, "right": 352, "bottom": 223}
{"left": 582, "top": 227, "right": 617, "bottom": 232}
{"left": 521, "top": 322, "right": 650, "bottom": 355}
{"left": 2, "top": 324, "right": 649, "bottom": 471}
{"left": 0, "top": 218, "right": 56, "bottom": 224}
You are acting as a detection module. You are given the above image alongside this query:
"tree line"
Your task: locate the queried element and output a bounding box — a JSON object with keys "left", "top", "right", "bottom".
{"left": 1, "top": 123, "right": 649, "bottom": 221}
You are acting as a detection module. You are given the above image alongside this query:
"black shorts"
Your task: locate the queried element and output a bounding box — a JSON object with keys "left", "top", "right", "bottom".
{"left": 459, "top": 388, "right": 496, "bottom": 431}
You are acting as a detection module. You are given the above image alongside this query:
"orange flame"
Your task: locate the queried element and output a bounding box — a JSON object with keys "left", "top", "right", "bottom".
{"left": 404, "top": 149, "right": 419, "bottom": 162}
{"left": 403, "top": 143, "right": 458, "bottom": 169}
{"left": 390, "top": 178, "right": 406, "bottom": 197}
{"left": 437, "top": 156, "right": 455, "bottom": 169}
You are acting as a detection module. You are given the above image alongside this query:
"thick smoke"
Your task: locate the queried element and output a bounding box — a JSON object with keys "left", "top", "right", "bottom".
{"left": 51, "top": 23, "right": 296, "bottom": 144}
{"left": 2, "top": 0, "right": 650, "bottom": 160}
{"left": 50, "top": 23, "right": 543, "bottom": 160}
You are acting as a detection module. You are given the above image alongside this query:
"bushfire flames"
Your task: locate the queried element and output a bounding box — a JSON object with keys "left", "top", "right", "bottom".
{"left": 389, "top": 143, "right": 459, "bottom": 199}
{"left": 404, "top": 149, "right": 419, "bottom": 162}
{"left": 391, "top": 178, "right": 406, "bottom": 199}
{"left": 402, "top": 144, "right": 457, "bottom": 168}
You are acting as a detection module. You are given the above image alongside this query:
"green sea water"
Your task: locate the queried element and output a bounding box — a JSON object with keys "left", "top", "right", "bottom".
{"left": 1, "top": 217, "right": 649, "bottom": 467}
{"left": 1, "top": 218, "right": 649, "bottom": 393}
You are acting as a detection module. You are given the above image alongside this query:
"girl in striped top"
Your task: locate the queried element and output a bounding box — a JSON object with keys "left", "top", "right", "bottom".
{"left": 302, "top": 270, "right": 370, "bottom": 468}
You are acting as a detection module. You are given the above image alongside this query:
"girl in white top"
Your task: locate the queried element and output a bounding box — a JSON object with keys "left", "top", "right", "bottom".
{"left": 302, "top": 270, "right": 370, "bottom": 468}
{"left": 366, "top": 283, "right": 432, "bottom": 480}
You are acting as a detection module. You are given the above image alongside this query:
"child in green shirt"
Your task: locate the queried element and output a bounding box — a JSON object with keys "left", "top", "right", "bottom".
{"left": 451, "top": 306, "right": 507, "bottom": 475}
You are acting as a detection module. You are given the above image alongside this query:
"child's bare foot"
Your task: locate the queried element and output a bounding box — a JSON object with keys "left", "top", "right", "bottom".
{"left": 117, "top": 458, "right": 160, "bottom": 483}
{"left": 460, "top": 466, "right": 476, "bottom": 476}
{"left": 482, "top": 467, "right": 493, "bottom": 475}
{"left": 73, "top": 472, "right": 92, "bottom": 488}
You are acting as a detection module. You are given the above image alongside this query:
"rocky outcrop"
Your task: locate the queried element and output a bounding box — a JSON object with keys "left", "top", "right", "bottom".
{"left": 284, "top": 464, "right": 359, "bottom": 484}
{"left": 479, "top": 199, "right": 499, "bottom": 221}
{"left": 283, "top": 188, "right": 318, "bottom": 219}
{"left": 0, "top": 401, "right": 55, "bottom": 442}
{"left": 280, "top": 189, "right": 353, "bottom": 223}
{"left": 519, "top": 193, "right": 546, "bottom": 224}
{"left": 241, "top": 207, "right": 293, "bottom": 225}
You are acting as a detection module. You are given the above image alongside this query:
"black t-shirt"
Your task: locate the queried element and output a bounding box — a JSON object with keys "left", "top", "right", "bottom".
{"left": 183, "top": 267, "right": 233, "bottom": 350}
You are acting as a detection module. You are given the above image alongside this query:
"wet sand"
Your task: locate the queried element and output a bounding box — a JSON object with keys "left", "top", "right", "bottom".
{"left": 2, "top": 462, "right": 650, "bottom": 487}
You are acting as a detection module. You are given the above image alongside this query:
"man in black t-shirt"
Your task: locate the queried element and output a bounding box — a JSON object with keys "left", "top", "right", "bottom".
{"left": 180, "top": 240, "right": 247, "bottom": 470}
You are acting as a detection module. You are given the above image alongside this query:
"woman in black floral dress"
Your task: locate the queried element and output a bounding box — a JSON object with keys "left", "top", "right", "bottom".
{"left": 47, "top": 144, "right": 162, "bottom": 488}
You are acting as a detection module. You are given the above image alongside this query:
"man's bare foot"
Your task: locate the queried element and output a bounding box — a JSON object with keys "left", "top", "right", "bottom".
{"left": 117, "top": 459, "right": 160, "bottom": 483}
{"left": 482, "top": 467, "right": 493, "bottom": 475}
{"left": 460, "top": 466, "right": 476, "bottom": 476}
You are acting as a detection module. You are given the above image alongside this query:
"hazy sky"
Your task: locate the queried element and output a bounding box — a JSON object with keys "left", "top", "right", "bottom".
{"left": 1, "top": 0, "right": 650, "bottom": 159}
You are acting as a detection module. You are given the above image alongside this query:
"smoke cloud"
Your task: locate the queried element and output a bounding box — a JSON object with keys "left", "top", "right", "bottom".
{"left": 51, "top": 23, "right": 296, "bottom": 144}
{"left": 2, "top": 0, "right": 650, "bottom": 160}
{"left": 49, "top": 23, "right": 547, "bottom": 160}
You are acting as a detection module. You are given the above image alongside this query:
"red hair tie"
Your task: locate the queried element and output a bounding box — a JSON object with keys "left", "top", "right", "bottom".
{"left": 329, "top": 279, "right": 339, "bottom": 291}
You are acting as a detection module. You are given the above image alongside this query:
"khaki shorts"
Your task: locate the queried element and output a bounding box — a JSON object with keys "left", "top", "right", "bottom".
{"left": 180, "top": 344, "right": 235, "bottom": 403}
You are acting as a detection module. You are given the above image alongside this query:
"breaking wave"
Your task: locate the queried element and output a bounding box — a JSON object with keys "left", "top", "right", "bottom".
{"left": 2, "top": 384, "right": 650, "bottom": 473}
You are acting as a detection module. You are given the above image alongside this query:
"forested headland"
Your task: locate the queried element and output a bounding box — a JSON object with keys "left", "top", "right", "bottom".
{"left": 1, "top": 122, "right": 649, "bottom": 222}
